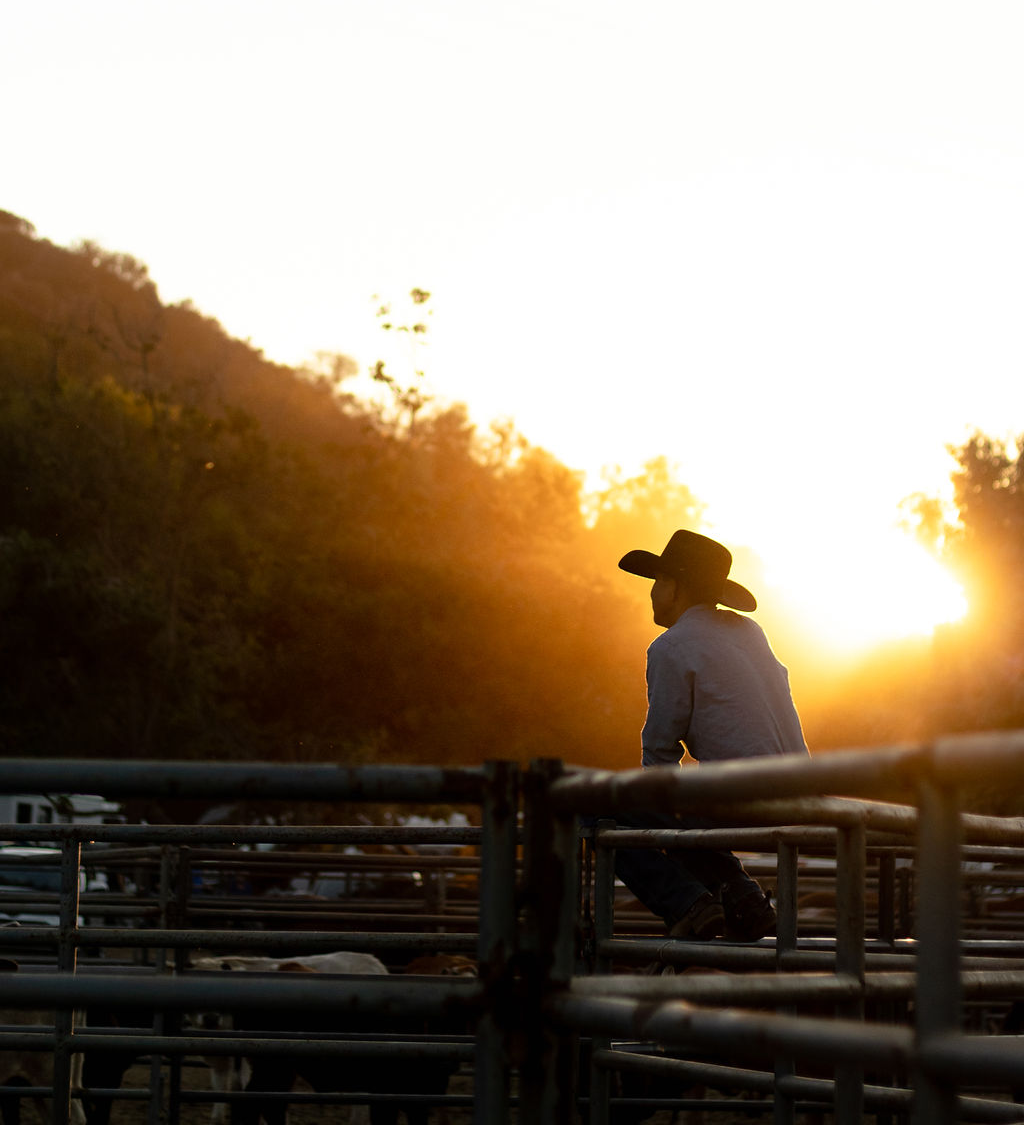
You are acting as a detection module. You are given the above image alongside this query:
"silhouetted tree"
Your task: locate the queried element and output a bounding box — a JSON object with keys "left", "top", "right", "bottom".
{"left": 0, "top": 214, "right": 655, "bottom": 767}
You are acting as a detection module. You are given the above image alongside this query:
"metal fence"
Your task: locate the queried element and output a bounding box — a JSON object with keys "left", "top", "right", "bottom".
{"left": 1, "top": 737, "right": 1024, "bottom": 1124}
{"left": 537, "top": 733, "right": 1024, "bottom": 1125}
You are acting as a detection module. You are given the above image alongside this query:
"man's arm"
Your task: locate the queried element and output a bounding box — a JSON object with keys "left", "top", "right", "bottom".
{"left": 639, "top": 638, "right": 694, "bottom": 768}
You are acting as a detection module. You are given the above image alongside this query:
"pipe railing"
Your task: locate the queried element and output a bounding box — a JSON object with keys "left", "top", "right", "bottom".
{"left": 2, "top": 739, "right": 1024, "bottom": 1123}
{"left": 0, "top": 758, "right": 519, "bottom": 1125}
{"left": 533, "top": 735, "right": 1024, "bottom": 1125}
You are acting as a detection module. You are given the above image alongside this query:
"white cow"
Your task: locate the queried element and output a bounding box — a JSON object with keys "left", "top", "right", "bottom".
{"left": 189, "top": 951, "right": 388, "bottom": 975}
{"left": 187, "top": 951, "right": 389, "bottom": 1125}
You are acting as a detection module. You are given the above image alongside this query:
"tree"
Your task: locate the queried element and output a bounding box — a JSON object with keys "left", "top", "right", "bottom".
{"left": 585, "top": 456, "right": 706, "bottom": 583}
{"left": 906, "top": 432, "right": 1024, "bottom": 738}
{"left": 0, "top": 215, "right": 673, "bottom": 769}
{"left": 370, "top": 288, "right": 433, "bottom": 434}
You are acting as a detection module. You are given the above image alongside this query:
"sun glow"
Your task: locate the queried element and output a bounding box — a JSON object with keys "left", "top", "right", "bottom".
{"left": 757, "top": 529, "right": 967, "bottom": 656}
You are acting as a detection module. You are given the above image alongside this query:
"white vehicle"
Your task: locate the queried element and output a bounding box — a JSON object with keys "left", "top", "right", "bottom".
{"left": 0, "top": 793, "right": 122, "bottom": 829}
{"left": 0, "top": 794, "right": 119, "bottom": 927}
{"left": 0, "top": 846, "right": 92, "bottom": 927}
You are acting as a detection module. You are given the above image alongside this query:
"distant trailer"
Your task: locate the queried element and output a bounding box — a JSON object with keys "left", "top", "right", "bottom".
{"left": 0, "top": 792, "right": 123, "bottom": 827}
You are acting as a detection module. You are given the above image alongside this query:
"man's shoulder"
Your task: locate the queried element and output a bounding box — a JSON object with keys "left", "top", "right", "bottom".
{"left": 649, "top": 606, "right": 718, "bottom": 658}
{"left": 654, "top": 607, "right": 769, "bottom": 656}
{"left": 669, "top": 605, "right": 756, "bottom": 637}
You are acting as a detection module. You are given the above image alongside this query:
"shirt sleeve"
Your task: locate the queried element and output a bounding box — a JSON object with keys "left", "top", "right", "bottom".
{"left": 640, "top": 637, "right": 694, "bottom": 768}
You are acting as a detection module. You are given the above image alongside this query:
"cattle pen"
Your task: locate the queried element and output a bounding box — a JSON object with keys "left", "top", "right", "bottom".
{"left": 1, "top": 738, "right": 1024, "bottom": 1124}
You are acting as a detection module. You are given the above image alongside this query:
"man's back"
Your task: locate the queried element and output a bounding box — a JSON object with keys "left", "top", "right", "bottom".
{"left": 641, "top": 604, "right": 808, "bottom": 766}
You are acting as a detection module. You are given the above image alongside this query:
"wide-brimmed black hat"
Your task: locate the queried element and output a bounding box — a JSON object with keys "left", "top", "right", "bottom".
{"left": 618, "top": 530, "right": 757, "bottom": 612}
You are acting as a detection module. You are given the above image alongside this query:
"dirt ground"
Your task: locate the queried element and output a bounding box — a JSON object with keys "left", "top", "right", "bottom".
{"left": 96, "top": 1063, "right": 780, "bottom": 1125}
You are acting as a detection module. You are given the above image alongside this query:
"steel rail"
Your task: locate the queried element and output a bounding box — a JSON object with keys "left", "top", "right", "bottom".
{"left": 591, "top": 1049, "right": 1024, "bottom": 1124}
{"left": 551, "top": 734, "right": 1024, "bottom": 811}
{"left": 0, "top": 1031, "right": 476, "bottom": 1060}
{"left": 0, "top": 927, "right": 480, "bottom": 953}
{"left": 0, "top": 760, "right": 488, "bottom": 803}
{"left": 549, "top": 993, "right": 913, "bottom": 1071}
{"left": 0, "top": 970, "right": 481, "bottom": 1016}
{"left": 572, "top": 969, "right": 1024, "bottom": 1005}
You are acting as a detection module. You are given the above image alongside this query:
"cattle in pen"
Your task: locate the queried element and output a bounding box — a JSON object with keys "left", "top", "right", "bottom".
{"left": 188, "top": 951, "right": 390, "bottom": 1124}
{"left": 0, "top": 959, "right": 86, "bottom": 1125}
{"left": 76, "top": 952, "right": 390, "bottom": 1125}
{"left": 190, "top": 951, "right": 474, "bottom": 1125}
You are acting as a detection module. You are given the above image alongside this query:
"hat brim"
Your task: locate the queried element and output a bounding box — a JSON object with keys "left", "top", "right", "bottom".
{"left": 617, "top": 549, "right": 665, "bottom": 581}
{"left": 618, "top": 550, "right": 757, "bottom": 613}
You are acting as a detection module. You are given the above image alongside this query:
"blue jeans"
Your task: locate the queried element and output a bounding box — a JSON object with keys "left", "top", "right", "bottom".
{"left": 587, "top": 809, "right": 760, "bottom": 929}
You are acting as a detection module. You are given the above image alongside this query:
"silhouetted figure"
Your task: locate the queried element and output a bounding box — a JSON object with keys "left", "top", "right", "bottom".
{"left": 611, "top": 530, "right": 808, "bottom": 940}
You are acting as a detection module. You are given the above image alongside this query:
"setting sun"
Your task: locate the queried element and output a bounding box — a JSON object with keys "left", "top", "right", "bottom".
{"left": 757, "top": 528, "right": 967, "bottom": 656}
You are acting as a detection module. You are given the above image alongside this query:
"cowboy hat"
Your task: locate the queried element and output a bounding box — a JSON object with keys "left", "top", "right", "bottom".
{"left": 618, "top": 530, "right": 757, "bottom": 612}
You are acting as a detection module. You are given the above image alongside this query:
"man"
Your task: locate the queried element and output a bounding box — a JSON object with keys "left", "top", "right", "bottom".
{"left": 614, "top": 529, "right": 808, "bottom": 941}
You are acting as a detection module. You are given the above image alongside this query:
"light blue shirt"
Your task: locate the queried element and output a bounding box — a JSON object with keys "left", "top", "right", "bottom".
{"left": 641, "top": 604, "right": 808, "bottom": 768}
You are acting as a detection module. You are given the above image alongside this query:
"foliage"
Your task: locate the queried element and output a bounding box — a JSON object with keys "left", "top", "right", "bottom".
{"left": 0, "top": 213, "right": 656, "bottom": 767}
{"left": 925, "top": 433, "right": 1024, "bottom": 738}
{"left": 15, "top": 208, "right": 1020, "bottom": 773}
{"left": 883, "top": 431, "right": 1024, "bottom": 755}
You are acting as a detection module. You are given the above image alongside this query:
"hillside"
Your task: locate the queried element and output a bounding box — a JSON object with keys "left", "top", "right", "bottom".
{"left": 6, "top": 208, "right": 1023, "bottom": 799}
{"left": 0, "top": 209, "right": 649, "bottom": 767}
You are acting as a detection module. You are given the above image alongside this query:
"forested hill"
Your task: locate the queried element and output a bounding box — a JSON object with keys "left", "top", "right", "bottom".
{"left": 5, "top": 208, "right": 1024, "bottom": 787}
{"left": 0, "top": 208, "right": 666, "bottom": 767}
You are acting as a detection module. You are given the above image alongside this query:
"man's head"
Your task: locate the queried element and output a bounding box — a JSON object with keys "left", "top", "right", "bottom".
{"left": 618, "top": 530, "right": 757, "bottom": 626}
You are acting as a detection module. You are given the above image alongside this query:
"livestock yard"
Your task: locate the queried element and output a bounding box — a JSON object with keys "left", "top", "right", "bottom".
{"left": 2, "top": 742, "right": 1024, "bottom": 1124}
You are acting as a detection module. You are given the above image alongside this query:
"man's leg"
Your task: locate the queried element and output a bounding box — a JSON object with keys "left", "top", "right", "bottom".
{"left": 598, "top": 810, "right": 724, "bottom": 937}
{"left": 641, "top": 812, "right": 777, "bottom": 942}
{"left": 666, "top": 837, "right": 776, "bottom": 941}
{"left": 617, "top": 808, "right": 752, "bottom": 893}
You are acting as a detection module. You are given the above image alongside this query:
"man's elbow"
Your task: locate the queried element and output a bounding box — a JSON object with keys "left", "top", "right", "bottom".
{"left": 641, "top": 747, "right": 682, "bottom": 769}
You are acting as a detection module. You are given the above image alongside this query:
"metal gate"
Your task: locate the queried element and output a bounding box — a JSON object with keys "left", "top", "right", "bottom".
{"left": 0, "top": 738, "right": 1023, "bottom": 1124}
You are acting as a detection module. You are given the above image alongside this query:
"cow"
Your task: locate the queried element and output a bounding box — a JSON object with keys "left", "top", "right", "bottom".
{"left": 188, "top": 952, "right": 389, "bottom": 975}
{"left": 189, "top": 951, "right": 473, "bottom": 1125}
{"left": 78, "top": 1002, "right": 159, "bottom": 1125}
{"left": 77, "top": 953, "right": 391, "bottom": 1125}
{"left": 0, "top": 959, "right": 86, "bottom": 1125}
{"left": 187, "top": 951, "right": 390, "bottom": 1124}
{"left": 402, "top": 954, "right": 477, "bottom": 978}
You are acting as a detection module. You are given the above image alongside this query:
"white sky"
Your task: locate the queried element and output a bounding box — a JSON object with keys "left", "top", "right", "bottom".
{"left": 5, "top": 0, "right": 1024, "bottom": 650}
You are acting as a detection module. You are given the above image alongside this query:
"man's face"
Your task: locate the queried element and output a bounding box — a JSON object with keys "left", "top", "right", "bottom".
{"left": 650, "top": 573, "right": 682, "bottom": 628}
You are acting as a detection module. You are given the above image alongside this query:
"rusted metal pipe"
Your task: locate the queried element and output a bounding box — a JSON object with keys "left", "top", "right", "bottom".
{"left": 549, "top": 993, "right": 913, "bottom": 1071}
{"left": 0, "top": 760, "right": 488, "bottom": 803}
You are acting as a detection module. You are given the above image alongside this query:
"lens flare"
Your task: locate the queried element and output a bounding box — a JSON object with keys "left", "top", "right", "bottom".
{"left": 758, "top": 530, "right": 967, "bottom": 656}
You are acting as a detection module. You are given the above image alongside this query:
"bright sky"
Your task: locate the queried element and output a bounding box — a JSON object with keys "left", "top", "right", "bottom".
{"left": 6, "top": 0, "right": 1022, "bottom": 654}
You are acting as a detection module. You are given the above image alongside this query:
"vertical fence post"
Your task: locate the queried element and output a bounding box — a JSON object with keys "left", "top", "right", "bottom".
{"left": 593, "top": 820, "right": 617, "bottom": 973}
{"left": 146, "top": 844, "right": 176, "bottom": 1125}
{"left": 877, "top": 850, "right": 896, "bottom": 946}
{"left": 52, "top": 838, "right": 81, "bottom": 1125}
{"left": 166, "top": 847, "right": 194, "bottom": 1125}
{"left": 588, "top": 819, "right": 618, "bottom": 1125}
{"left": 912, "top": 772, "right": 963, "bottom": 1125}
{"left": 898, "top": 864, "right": 913, "bottom": 938}
{"left": 775, "top": 835, "right": 799, "bottom": 956}
{"left": 835, "top": 821, "right": 866, "bottom": 1125}
{"left": 519, "top": 759, "right": 579, "bottom": 1125}
{"left": 473, "top": 760, "right": 519, "bottom": 1125}
{"left": 874, "top": 848, "right": 899, "bottom": 1125}
{"left": 774, "top": 836, "right": 799, "bottom": 1125}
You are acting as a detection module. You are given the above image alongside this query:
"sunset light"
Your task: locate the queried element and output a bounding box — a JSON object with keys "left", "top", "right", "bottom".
{"left": 9, "top": 11, "right": 1024, "bottom": 1112}
{"left": 5, "top": 1, "right": 1024, "bottom": 763}
{"left": 756, "top": 528, "right": 967, "bottom": 656}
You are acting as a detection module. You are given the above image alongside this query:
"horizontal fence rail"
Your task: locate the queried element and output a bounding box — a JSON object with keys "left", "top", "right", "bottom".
{"left": 1, "top": 738, "right": 1024, "bottom": 1123}
{"left": 0, "top": 760, "right": 490, "bottom": 802}
{"left": 0, "top": 758, "right": 519, "bottom": 1125}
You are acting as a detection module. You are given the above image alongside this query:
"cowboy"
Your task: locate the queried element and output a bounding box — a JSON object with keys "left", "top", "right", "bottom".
{"left": 614, "top": 529, "right": 808, "bottom": 941}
